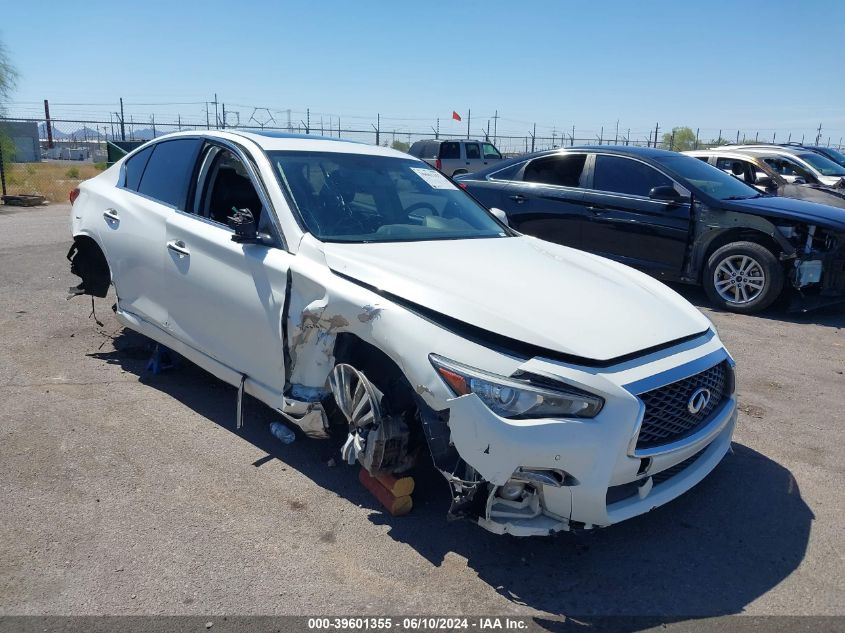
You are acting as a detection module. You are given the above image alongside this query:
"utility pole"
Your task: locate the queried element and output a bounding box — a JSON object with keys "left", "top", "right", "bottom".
{"left": 221, "top": 104, "right": 226, "bottom": 129}
{"left": 695, "top": 128, "right": 700, "bottom": 149}
{"left": 531, "top": 123, "right": 536, "bottom": 152}
{"left": 669, "top": 130, "right": 675, "bottom": 151}
{"left": 772, "top": 131, "right": 776, "bottom": 143}
{"left": 119, "top": 97, "right": 126, "bottom": 141}
{"left": 151, "top": 114, "right": 156, "bottom": 138}
{"left": 816, "top": 123, "right": 822, "bottom": 145}
{"left": 306, "top": 108, "right": 310, "bottom": 134}
{"left": 205, "top": 102, "right": 210, "bottom": 129}
{"left": 435, "top": 117, "right": 440, "bottom": 139}
{"left": 492, "top": 110, "right": 499, "bottom": 145}
{"left": 736, "top": 130, "right": 740, "bottom": 144}
{"left": 43, "top": 99, "right": 54, "bottom": 148}
{"left": 571, "top": 125, "right": 575, "bottom": 146}
{"left": 467, "top": 109, "right": 471, "bottom": 139}
{"left": 213, "top": 94, "right": 219, "bottom": 129}
{"left": 109, "top": 113, "right": 114, "bottom": 139}
{"left": 653, "top": 122, "right": 659, "bottom": 148}
{"left": 599, "top": 126, "right": 604, "bottom": 145}
{"left": 614, "top": 119, "right": 619, "bottom": 144}
{"left": 178, "top": 114, "right": 181, "bottom": 131}
{"left": 485, "top": 120, "right": 490, "bottom": 142}
{"left": 372, "top": 113, "right": 380, "bottom": 145}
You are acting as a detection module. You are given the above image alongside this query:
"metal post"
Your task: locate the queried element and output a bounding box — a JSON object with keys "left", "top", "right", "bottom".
{"left": 307, "top": 108, "right": 310, "bottom": 134}
{"left": 214, "top": 94, "right": 219, "bottom": 129}
{"left": 221, "top": 105, "right": 226, "bottom": 130}
{"left": 571, "top": 125, "right": 575, "bottom": 146}
{"left": 599, "top": 126, "right": 603, "bottom": 145}
{"left": 467, "top": 109, "right": 471, "bottom": 139}
{"left": 206, "top": 102, "right": 210, "bottom": 129}
{"left": 695, "top": 128, "right": 699, "bottom": 149}
{"left": 772, "top": 131, "right": 776, "bottom": 143}
{"left": 531, "top": 123, "right": 536, "bottom": 152}
{"left": 493, "top": 110, "right": 498, "bottom": 145}
{"left": 816, "top": 123, "right": 822, "bottom": 145}
{"left": 614, "top": 120, "right": 619, "bottom": 144}
{"left": 43, "top": 99, "right": 54, "bottom": 148}
{"left": 736, "top": 130, "right": 740, "bottom": 144}
{"left": 436, "top": 117, "right": 439, "bottom": 139}
{"left": 120, "top": 97, "right": 126, "bottom": 141}
{"left": 151, "top": 114, "right": 156, "bottom": 138}
{"left": 0, "top": 142, "right": 6, "bottom": 196}
{"left": 669, "top": 130, "right": 675, "bottom": 151}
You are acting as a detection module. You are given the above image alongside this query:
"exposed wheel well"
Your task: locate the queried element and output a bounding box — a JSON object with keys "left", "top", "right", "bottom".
{"left": 67, "top": 235, "right": 111, "bottom": 297}
{"left": 332, "top": 333, "right": 415, "bottom": 415}
{"left": 700, "top": 229, "right": 783, "bottom": 282}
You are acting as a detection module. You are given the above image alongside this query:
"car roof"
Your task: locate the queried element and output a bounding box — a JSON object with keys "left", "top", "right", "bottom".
{"left": 144, "top": 129, "right": 414, "bottom": 159}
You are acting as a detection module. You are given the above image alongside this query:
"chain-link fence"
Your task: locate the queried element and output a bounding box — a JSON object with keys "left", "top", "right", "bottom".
{"left": 2, "top": 115, "right": 843, "bottom": 204}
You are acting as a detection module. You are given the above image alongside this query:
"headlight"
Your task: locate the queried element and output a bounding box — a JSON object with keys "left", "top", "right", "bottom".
{"left": 429, "top": 354, "right": 604, "bottom": 419}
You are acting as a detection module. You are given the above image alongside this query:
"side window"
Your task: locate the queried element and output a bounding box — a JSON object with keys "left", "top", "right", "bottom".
{"left": 198, "top": 146, "right": 265, "bottom": 228}
{"left": 122, "top": 145, "right": 153, "bottom": 191}
{"left": 764, "top": 157, "right": 809, "bottom": 179}
{"left": 439, "top": 142, "right": 460, "bottom": 159}
{"left": 465, "top": 143, "right": 481, "bottom": 159}
{"left": 482, "top": 143, "right": 502, "bottom": 159}
{"left": 592, "top": 155, "right": 673, "bottom": 197}
{"left": 137, "top": 139, "right": 202, "bottom": 209}
{"left": 715, "top": 157, "right": 752, "bottom": 181}
{"left": 523, "top": 154, "right": 587, "bottom": 187}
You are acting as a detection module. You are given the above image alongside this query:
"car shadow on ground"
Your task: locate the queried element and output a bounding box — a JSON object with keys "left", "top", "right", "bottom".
{"left": 665, "top": 281, "right": 845, "bottom": 329}
{"left": 90, "top": 330, "right": 814, "bottom": 627}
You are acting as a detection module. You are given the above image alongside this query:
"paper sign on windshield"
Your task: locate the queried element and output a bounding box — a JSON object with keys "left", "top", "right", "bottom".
{"left": 410, "top": 167, "right": 458, "bottom": 190}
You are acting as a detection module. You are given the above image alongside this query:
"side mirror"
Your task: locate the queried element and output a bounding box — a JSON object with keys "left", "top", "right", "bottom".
{"left": 489, "top": 207, "right": 509, "bottom": 226}
{"left": 648, "top": 185, "right": 683, "bottom": 202}
{"left": 228, "top": 208, "right": 260, "bottom": 244}
{"left": 792, "top": 177, "right": 806, "bottom": 185}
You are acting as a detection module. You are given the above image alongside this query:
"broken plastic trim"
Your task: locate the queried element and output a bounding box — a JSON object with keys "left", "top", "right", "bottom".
{"left": 331, "top": 270, "right": 710, "bottom": 368}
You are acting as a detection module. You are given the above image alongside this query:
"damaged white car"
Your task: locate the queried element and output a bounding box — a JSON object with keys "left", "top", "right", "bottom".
{"left": 67, "top": 131, "right": 737, "bottom": 536}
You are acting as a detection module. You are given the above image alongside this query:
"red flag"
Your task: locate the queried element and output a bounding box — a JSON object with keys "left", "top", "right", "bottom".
{"left": 452, "top": 111, "right": 462, "bottom": 122}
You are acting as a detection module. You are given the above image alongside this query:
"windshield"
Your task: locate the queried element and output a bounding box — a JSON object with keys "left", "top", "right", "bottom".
{"left": 269, "top": 151, "right": 509, "bottom": 243}
{"left": 817, "top": 147, "right": 845, "bottom": 167}
{"left": 797, "top": 152, "right": 845, "bottom": 177}
{"left": 652, "top": 154, "right": 762, "bottom": 200}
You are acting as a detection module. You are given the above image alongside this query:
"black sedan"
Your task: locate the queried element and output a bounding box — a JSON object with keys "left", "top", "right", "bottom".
{"left": 456, "top": 146, "right": 845, "bottom": 313}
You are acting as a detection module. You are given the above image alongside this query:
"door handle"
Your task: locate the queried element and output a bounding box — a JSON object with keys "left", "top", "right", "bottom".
{"left": 103, "top": 208, "right": 120, "bottom": 222}
{"left": 586, "top": 206, "right": 607, "bottom": 215}
{"left": 166, "top": 240, "right": 190, "bottom": 257}
{"left": 508, "top": 194, "right": 527, "bottom": 204}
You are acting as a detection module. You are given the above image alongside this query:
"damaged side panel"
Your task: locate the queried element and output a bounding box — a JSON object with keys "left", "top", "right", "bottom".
{"left": 67, "top": 236, "right": 111, "bottom": 298}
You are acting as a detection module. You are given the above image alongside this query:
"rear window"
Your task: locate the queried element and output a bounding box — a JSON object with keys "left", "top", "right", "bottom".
{"left": 439, "top": 142, "right": 460, "bottom": 159}
{"left": 523, "top": 154, "right": 586, "bottom": 187}
{"left": 137, "top": 139, "right": 202, "bottom": 209}
{"left": 122, "top": 145, "right": 153, "bottom": 191}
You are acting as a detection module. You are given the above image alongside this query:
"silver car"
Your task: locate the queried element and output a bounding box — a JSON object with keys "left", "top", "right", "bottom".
{"left": 408, "top": 139, "right": 504, "bottom": 177}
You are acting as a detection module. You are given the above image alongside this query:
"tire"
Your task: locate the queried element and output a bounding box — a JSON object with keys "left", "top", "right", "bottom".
{"left": 703, "top": 241, "right": 784, "bottom": 313}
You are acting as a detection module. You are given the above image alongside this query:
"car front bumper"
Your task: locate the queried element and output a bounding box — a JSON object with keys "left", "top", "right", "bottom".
{"left": 444, "top": 331, "right": 736, "bottom": 536}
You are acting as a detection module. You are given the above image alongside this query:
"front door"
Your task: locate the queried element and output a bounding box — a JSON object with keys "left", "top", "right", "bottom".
{"left": 580, "top": 154, "right": 691, "bottom": 274}
{"left": 164, "top": 143, "right": 291, "bottom": 397}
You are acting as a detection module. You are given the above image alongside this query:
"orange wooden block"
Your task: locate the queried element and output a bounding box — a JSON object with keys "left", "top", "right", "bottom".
{"left": 373, "top": 471, "right": 415, "bottom": 497}
{"left": 359, "top": 468, "right": 413, "bottom": 516}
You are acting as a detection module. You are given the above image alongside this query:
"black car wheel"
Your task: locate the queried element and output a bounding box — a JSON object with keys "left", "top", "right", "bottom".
{"left": 704, "top": 241, "right": 784, "bottom": 313}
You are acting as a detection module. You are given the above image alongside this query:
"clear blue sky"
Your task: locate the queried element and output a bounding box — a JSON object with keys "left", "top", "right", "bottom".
{"left": 2, "top": 0, "right": 844, "bottom": 144}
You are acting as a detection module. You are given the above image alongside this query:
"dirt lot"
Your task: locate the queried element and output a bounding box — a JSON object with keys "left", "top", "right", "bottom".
{"left": 2, "top": 161, "right": 105, "bottom": 203}
{"left": 1, "top": 204, "right": 844, "bottom": 623}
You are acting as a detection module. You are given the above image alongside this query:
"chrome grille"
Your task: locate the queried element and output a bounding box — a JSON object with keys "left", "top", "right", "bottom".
{"left": 636, "top": 362, "right": 729, "bottom": 450}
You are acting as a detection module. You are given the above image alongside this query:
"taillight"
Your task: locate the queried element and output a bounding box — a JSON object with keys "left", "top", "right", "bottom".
{"left": 435, "top": 158, "right": 442, "bottom": 171}
{"left": 69, "top": 188, "right": 80, "bottom": 204}
{"left": 457, "top": 182, "right": 467, "bottom": 190}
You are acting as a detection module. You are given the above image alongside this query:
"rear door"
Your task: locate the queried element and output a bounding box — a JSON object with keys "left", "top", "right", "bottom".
{"left": 579, "top": 154, "right": 690, "bottom": 273}
{"left": 495, "top": 153, "right": 588, "bottom": 248}
{"left": 163, "top": 142, "right": 291, "bottom": 398}
{"left": 105, "top": 138, "right": 202, "bottom": 327}
{"left": 463, "top": 142, "right": 484, "bottom": 173}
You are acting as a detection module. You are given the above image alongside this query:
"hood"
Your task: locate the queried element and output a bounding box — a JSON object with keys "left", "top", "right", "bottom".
{"left": 722, "top": 195, "right": 845, "bottom": 231}
{"left": 776, "top": 184, "right": 845, "bottom": 210}
{"left": 322, "top": 236, "right": 711, "bottom": 363}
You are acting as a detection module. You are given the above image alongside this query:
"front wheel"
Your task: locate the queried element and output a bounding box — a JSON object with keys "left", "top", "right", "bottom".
{"left": 703, "top": 241, "right": 784, "bottom": 313}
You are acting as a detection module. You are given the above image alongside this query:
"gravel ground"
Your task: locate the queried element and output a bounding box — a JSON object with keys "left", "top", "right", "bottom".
{"left": 1, "top": 204, "right": 843, "bottom": 623}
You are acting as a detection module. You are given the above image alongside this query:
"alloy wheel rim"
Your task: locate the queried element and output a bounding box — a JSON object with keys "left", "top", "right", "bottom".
{"left": 713, "top": 254, "right": 766, "bottom": 305}
{"left": 328, "top": 364, "right": 382, "bottom": 429}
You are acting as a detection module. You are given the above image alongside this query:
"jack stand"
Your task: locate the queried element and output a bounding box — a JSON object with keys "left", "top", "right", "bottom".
{"left": 145, "top": 344, "right": 176, "bottom": 374}
{"left": 236, "top": 374, "right": 246, "bottom": 430}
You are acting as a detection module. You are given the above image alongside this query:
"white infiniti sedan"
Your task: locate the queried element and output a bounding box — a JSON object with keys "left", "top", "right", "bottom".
{"left": 67, "top": 130, "right": 737, "bottom": 536}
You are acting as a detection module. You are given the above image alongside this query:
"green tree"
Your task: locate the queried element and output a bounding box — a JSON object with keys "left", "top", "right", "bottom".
{"left": 390, "top": 140, "right": 410, "bottom": 153}
{"left": 661, "top": 126, "right": 697, "bottom": 151}
{"left": 0, "top": 37, "right": 19, "bottom": 161}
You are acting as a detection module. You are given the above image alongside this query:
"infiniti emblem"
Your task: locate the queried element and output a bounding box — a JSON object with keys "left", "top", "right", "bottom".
{"left": 687, "top": 387, "right": 712, "bottom": 415}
